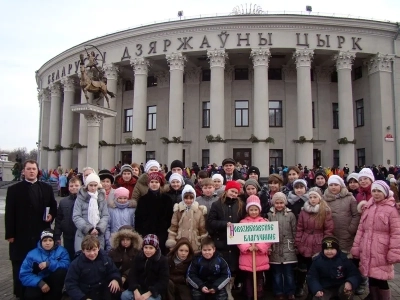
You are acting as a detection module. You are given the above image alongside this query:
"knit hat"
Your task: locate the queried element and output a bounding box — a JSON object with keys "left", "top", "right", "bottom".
{"left": 271, "top": 192, "right": 287, "bottom": 205}
{"left": 222, "top": 158, "right": 236, "bottom": 166}
{"left": 246, "top": 195, "right": 262, "bottom": 212}
{"left": 236, "top": 179, "right": 245, "bottom": 187}
{"left": 148, "top": 171, "right": 166, "bottom": 186}
{"left": 182, "top": 184, "right": 196, "bottom": 198}
{"left": 40, "top": 229, "right": 54, "bottom": 242}
{"left": 212, "top": 174, "right": 224, "bottom": 183}
{"left": 170, "top": 160, "right": 184, "bottom": 170}
{"left": 85, "top": 173, "right": 101, "bottom": 188}
{"left": 371, "top": 180, "right": 390, "bottom": 197}
{"left": 308, "top": 187, "right": 322, "bottom": 200}
{"left": 347, "top": 173, "right": 359, "bottom": 183}
{"left": 328, "top": 175, "right": 345, "bottom": 187}
{"left": 390, "top": 178, "right": 397, "bottom": 184}
{"left": 247, "top": 166, "right": 260, "bottom": 178}
{"left": 322, "top": 236, "right": 340, "bottom": 251}
{"left": 98, "top": 169, "right": 115, "bottom": 184}
{"left": 358, "top": 168, "right": 375, "bottom": 182}
{"left": 268, "top": 174, "right": 283, "bottom": 184}
{"left": 244, "top": 179, "right": 261, "bottom": 191}
{"left": 114, "top": 187, "right": 129, "bottom": 199}
{"left": 314, "top": 170, "right": 328, "bottom": 181}
{"left": 143, "top": 234, "right": 159, "bottom": 250}
{"left": 293, "top": 179, "right": 307, "bottom": 188}
{"left": 169, "top": 173, "right": 184, "bottom": 185}
{"left": 225, "top": 181, "right": 241, "bottom": 192}
{"left": 144, "top": 160, "right": 160, "bottom": 173}
{"left": 120, "top": 164, "right": 134, "bottom": 175}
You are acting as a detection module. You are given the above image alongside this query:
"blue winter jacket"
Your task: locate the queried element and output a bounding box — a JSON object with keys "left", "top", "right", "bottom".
{"left": 19, "top": 242, "right": 70, "bottom": 287}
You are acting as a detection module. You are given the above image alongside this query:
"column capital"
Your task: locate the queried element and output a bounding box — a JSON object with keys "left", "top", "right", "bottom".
{"left": 224, "top": 65, "right": 235, "bottom": 82}
{"left": 315, "top": 66, "right": 333, "bottom": 83}
{"left": 293, "top": 48, "right": 314, "bottom": 68}
{"left": 61, "top": 77, "right": 76, "bottom": 92}
{"left": 367, "top": 53, "right": 394, "bottom": 75}
{"left": 250, "top": 48, "right": 271, "bottom": 67}
{"left": 334, "top": 51, "right": 356, "bottom": 70}
{"left": 49, "top": 83, "right": 62, "bottom": 97}
{"left": 85, "top": 113, "right": 103, "bottom": 127}
{"left": 185, "top": 67, "right": 202, "bottom": 84}
{"left": 166, "top": 52, "right": 187, "bottom": 71}
{"left": 154, "top": 71, "right": 170, "bottom": 88}
{"left": 130, "top": 58, "right": 150, "bottom": 76}
{"left": 282, "top": 65, "right": 297, "bottom": 82}
{"left": 38, "top": 89, "right": 50, "bottom": 103}
{"left": 104, "top": 64, "right": 119, "bottom": 80}
{"left": 207, "top": 49, "right": 228, "bottom": 68}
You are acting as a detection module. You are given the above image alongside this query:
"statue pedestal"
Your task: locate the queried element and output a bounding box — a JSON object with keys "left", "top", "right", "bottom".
{"left": 71, "top": 104, "right": 117, "bottom": 171}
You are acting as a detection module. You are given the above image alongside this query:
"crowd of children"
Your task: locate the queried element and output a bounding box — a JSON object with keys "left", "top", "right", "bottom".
{"left": 14, "top": 161, "right": 400, "bottom": 300}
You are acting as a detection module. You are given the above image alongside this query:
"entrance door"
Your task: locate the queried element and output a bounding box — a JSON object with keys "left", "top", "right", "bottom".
{"left": 121, "top": 151, "right": 132, "bottom": 165}
{"left": 313, "top": 149, "right": 321, "bottom": 168}
{"left": 233, "top": 148, "right": 252, "bottom": 167}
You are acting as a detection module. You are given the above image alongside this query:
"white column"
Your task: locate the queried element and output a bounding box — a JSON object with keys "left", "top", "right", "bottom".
{"left": 166, "top": 52, "right": 186, "bottom": 166}
{"left": 335, "top": 51, "right": 356, "bottom": 169}
{"left": 101, "top": 64, "right": 119, "bottom": 169}
{"left": 251, "top": 48, "right": 271, "bottom": 176}
{"left": 293, "top": 49, "right": 314, "bottom": 167}
{"left": 38, "top": 89, "right": 51, "bottom": 170}
{"left": 86, "top": 114, "right": 103, "bottom": 171}
{"left": 47, "top": 83, "right": 62, "bottom": 170}
{"left": 60, "top": 78, "right": 75, "bottom": 170}
{"left": 367, "top": 53, "right": 395, "bottom": 165}
{"left": 77, "top": 91, "right": 88, "bottom": 172}
{"left": 207, "top": 49, "right": 227, "bottom": 166}
{"left": 130, "top": 58, "right": 149, "bottom": 164}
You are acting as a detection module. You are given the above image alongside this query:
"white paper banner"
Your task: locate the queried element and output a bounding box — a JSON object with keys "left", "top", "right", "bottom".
{"left": 227, "top": 221, "right": 279, "bottom": 245}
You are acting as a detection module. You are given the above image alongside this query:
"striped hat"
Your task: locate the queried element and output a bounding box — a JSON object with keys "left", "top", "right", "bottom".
{"left": 371, "top": 180, "right": 390, "bottom": 197}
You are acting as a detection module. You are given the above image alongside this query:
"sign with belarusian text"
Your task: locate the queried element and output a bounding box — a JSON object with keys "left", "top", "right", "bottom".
{"left": 226, "top": 221, "right": 279, "bottom": 245}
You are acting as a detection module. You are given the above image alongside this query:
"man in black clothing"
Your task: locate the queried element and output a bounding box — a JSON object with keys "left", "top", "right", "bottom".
{"left": 5, "top": 160, "right": 57, "bottom": 298}
{"left": 219, "top": 158, "right": 243, "bottom": 184}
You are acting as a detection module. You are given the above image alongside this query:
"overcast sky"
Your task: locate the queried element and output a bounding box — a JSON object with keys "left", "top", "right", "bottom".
{"left": 0, "top": 0, "right": 399, "bottom": 151}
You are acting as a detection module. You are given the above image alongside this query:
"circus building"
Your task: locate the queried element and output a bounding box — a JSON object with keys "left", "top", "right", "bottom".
{"left": 36, "top": 5, "right": 400, "bottom": 176}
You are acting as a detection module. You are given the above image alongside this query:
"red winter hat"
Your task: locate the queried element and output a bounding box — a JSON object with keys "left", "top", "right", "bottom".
{"left": 225, "top": 181, "right": 241, "bottom": 192}
{"left": 148, "top": 172, "right": 166, "bottom": 186}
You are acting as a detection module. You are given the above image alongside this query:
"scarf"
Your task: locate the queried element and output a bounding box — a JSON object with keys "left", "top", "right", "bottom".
{"left": 302, "top": 201, "right": 320, "bottom": 214}
{"left": 287, "top": 191, "right": 308, "bottom": 205}
{"left": 174, "top": 254, "right": 184, "bottom": 265}
{"left": 88, "top": 191, "right": 100, "bottom": 227}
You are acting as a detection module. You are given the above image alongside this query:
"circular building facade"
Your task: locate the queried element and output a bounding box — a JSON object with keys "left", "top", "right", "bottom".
{"left": 36, "top": 13, "right": 400, "bottom": 176}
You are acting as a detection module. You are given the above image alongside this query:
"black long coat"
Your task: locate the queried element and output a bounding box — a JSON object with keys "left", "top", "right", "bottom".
{"left": 5, "top": 181, "right": 57, "bottom": 260}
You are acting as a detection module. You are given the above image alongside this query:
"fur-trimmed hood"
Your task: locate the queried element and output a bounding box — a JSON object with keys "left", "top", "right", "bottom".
{"left": 111, "top": 228, "right": 143, "bottom": 250}
{"left": 173, "top": 201, "right": 207, "bottom": 215}
{"left": 323, "top": 186, "right": 353, "bottom": 202}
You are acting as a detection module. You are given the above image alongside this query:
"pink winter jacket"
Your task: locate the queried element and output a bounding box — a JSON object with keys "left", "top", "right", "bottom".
{"left": 350, "top": 197, "right": 400, "bottom": 280}
{"left": 238, "top": 216, "right": 271, "bottom": 272}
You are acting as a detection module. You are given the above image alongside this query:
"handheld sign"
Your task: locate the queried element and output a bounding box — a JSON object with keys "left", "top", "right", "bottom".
{"left": 226, "top": 221, "right": 279, "bottom": 245}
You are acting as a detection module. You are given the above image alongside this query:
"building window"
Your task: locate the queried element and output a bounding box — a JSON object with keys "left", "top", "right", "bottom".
{"left": 124, "top": 108, "right": 133, "bottom": 132}
{"left": 270, "top": 149, "right": 283, "bottom": 168}
{"left": 333, "top": 150, "right": 340, "bottom": 167}
{"left": 269, "top": 101, "right": 283, "bottom": 127}
{"left": 235, "top": 100, "right": 249, "bottom": 127}
{"left": 147, "top": 76, "right": 157, "bottom": 87}
{"left": 357, "top": 148, "right": 366, "bottom": 167}
{"left": 354, "top": 66, "right": 362, "bottom": 80}
{"left": 234, "top": 68, "right": 249, "bottom": 80}
{"left": 312, "top": 102, "right": 315, "bottom": 128}
{"left": 331, "top": 71, "right": 338, "bottom": 83}
{"left": 146, "top": 151, "right": 156, "bottom": 162}
{"left": 202, "top": 69, "right": 210, "bottom": 81}
{"left": 202, "top": 102, "right": 210, "bottom": 128}
{"left": 202, "top": 149, "right": 210, "bottom": 167}
{"left": 332, "top": 103, "right": 339, "bottom": 129}
{"left": 147, "top": 106, "right": 157, "bottom": 130}
{"left": 268, "top": 68, "right": 282, "bottom": 80}
{"left": 125, "top": 80, "right": 133, "bottom": 91}
{"left": 356, "top": 99, "right": 364, "bottom": 127}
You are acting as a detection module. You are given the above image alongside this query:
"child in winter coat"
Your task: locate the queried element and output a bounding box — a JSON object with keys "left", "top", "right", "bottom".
{"left": 267, "top": 192, "right": 297, "bottom": 300}
{"left": 121, "top": 234, "right": 169, "bottom": 300}
{"left": 105, "top": 187, "right": 135, "bottom": 251}
{"left": 196, "top": 178, "right": 218, "bottom": 213}
{"left": 307, "top": 236, "right": 361, "bottom": 300}
{"left": 167, "top": 173, "right": 185, "bottom": 205}
{"left": 238, "top": 195, "right": 271, "bottom": 299}
{"left": 72, "top": 173, "right": 109, "bottom": 251}
{"left": 108, "top": 225, "right": 143, "bottom": 291}
{"left": 166, "top": 185, "right": 208, "bottom": 252}
{"left": 351, "top": 180, "right": 400, "bottom": 299}
{"left": 283, "top": 166, "right": 301, "bottom": 195}
{"left": 98, "top": 169, "right": 116, "bottom": 204}
{"left": 167, "top": 237, "right": 194, "bottom": 300}
{"left": 295, "top": 187, "right": 334, "bottom": 297}
{"left": 212, "top": 173, "right": 225, "bottom": 197}
{"left": 346, "top": 173, "right": 360, "bottom": 198}
{"left": 55, "top": 176, "right": 81, "bottom": 260}
{"left": 356, "top": 167, "right": 375, "bottom": 205}
{"left": 260, "top": 174, "right": 284, "bottom": 218}
{"left": 313, "top": 170, "right": 328, "bottom": 194}
{"left": 207, "top": 180, "right": 245, "bottom": 300}
{"left": 194, "top": 170, "right": 209, "bottom": 196}
{"left": 112, "top": 164, "right": 138, "bottom": 207}
{"left": 20, "top": 229, "right": 70, "bottom": 300}
{"left": 287, "top": 179, "right": 309, "bottom": 219}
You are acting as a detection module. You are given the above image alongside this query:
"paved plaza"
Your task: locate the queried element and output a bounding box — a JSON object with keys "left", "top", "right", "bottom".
{"left": 0, "top": 186, "right": 399, "bottom": 299}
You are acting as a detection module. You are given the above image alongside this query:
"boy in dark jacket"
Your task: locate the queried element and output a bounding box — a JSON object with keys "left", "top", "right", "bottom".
{"left": 65, "top": 235, "right": 122, "bottom": 300}
{"left": 55, "top": 176, "right": 81, "bottom": 260}
{"left": 121, "top": 234, "right": 169, "bottom": 300}
{"left": 187, "top": 237, "right": 231, "bottom": 300}
{"left": 307, "top": 236, "right": 361, "bottom": 300}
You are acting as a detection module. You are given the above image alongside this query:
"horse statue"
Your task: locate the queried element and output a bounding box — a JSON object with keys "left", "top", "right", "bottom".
{"left": 79, "top": 53, "right": 115, "bottom": 108}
